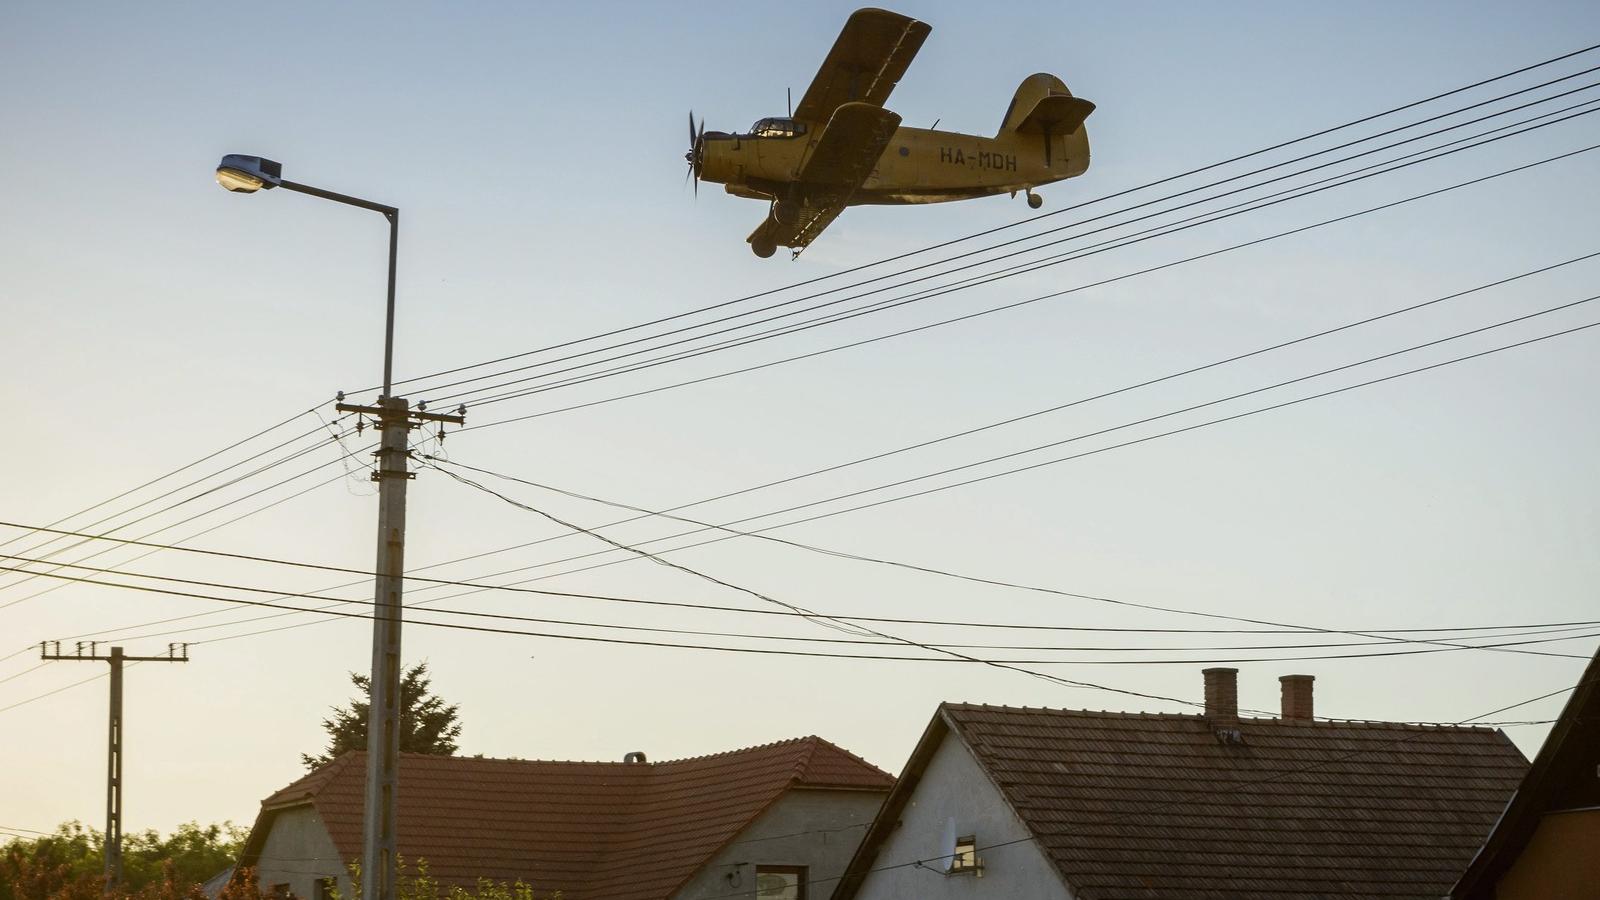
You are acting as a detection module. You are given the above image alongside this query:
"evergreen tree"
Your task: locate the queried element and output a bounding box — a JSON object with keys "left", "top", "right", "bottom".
{"left": 302, "top": 662, "right": 462, "bottom": 770}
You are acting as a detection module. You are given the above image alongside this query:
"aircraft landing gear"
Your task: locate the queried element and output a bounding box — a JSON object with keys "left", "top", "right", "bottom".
{"left": 1026, "top": 190, "right": 1043, "bottom": 210}
{"left": 751, "top": 238, "right": 777, "bottom": 258}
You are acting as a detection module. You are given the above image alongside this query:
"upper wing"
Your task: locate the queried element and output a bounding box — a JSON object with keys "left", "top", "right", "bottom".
{"left": 748, "top": 102, "right": 903, "bottom": 254}
{"left": 793, "top": 8, "right": 931, "bottom": 124}
{"left": 798, "top": 101, "right": 902, "bottom": 187}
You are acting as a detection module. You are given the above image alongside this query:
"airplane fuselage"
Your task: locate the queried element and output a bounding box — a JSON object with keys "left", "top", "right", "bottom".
{"left": 699, "top": 122, "right": 1090, "bottom": 206}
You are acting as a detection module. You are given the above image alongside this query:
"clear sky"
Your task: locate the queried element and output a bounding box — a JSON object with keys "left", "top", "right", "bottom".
{"left": 2, "top": 0, "right": 1598, "bottom": 841}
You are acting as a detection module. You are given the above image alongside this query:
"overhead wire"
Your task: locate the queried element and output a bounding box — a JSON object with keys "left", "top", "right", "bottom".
{"left": 427, "top": 463, "right": 1596, "bottom": 665}
{"left": 400, "top": 310, "right": 1600, "bottom": 660}
{"left": 413, "top": 289, "right": 1600, "bottom": 598}
{"left": 0, "top": 429, "right": 366, "bottom": 613}
{"left": 405, "top": 248, "right": 1600, "bottom": 579}
{"left": 12, "top": 49, "right": 1600, "bottom": 701}
{"left": 0, "top": 405, "right": 320, "bottom": 554}
{"left": 159, "top": 246, "right": 1587, "bottom": 650}
{"left": 0, "top": 419, "right": 341, "bottom": 596}
{"left": 462, "top": 94, "right": 1600, "bottom": 409}
{"left": 479, "top": 316, "right": 1600, "bottom": 596}
{"left": 360, "top": 42, "right": 1600, "bottom": 399}
{"left": 6, "top": 560, "right": 1590, "bottom": 733}
{"left": 66, "top": 261, "right": 1600, "bottom": 659}
{"left": 0, "top": 459, "right": 362, "bottom": 665}
{"left": 9, "top": 552, "right": 1596, "bottom": 662}
{"left": 463, "top": 139, "right": 1600, "bottom": 428}
{"left": 421, "top": 84, "right": 1600, "bottom": 408}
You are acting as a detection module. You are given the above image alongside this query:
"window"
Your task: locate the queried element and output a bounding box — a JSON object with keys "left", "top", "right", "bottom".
{"left": 755, "top": 865, "right": 806, "bottom": 900}
{"left": 748, "top": 118, "right": 807, "bottom": 138}
{"left": 949, "top": 835, "right": 983, "bottom": 876}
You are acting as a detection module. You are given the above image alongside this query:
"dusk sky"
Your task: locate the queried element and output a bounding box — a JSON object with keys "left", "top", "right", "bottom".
{"left": 3, "top": 0, "right": 1599, "bottom": 841}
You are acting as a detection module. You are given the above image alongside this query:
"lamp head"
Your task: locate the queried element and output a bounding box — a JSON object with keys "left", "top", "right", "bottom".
{"left": 216, "top": 155, "right": 283, "bottom": 193}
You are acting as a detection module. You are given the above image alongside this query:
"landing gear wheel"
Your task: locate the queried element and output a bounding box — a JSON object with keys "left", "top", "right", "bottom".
{"left": 752, "top": 239, "right": 777, "bottom": 259}
{"left": 1026, "top": 190, "right": 1043, "bottom": 210}
{"left": 773, "top": 200, "right": 800, "bottom": 226}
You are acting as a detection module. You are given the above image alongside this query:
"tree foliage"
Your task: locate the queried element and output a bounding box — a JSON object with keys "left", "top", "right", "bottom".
{"left": 339, "top": 858, "right": 560, "bottom": 900}
{"left": 302, "top": 662, "right": 462, "bottom": 771}
{"left": 0, "top": 821, "right": 247, "bottom": 900}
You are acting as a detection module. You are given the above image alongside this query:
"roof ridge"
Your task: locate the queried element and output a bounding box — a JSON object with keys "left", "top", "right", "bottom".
{"left": 941, "top": 702, "right": 1504, "bottom": 732}
{"left": 648, "top": 734, "right": 816, "bottom": 766}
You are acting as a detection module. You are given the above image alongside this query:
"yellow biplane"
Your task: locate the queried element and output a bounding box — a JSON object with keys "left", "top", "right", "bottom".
{"left": 686, "top": 7, "right": 1095, "bottom": 258}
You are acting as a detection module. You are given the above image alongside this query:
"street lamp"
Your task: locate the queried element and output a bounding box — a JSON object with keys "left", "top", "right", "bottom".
{"left": 215, "top": 155, "right": 282, "bottom": 193}
{"left": 215, "top": 155, "right": 459, "bottom": 900}
{"left": 215, "top": 154, "right": 398, "bottom": 395}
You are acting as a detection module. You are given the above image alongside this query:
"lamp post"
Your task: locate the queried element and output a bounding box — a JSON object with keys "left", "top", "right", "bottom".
{"left": 216, "top": 155, "right": 460, "bottom": 900}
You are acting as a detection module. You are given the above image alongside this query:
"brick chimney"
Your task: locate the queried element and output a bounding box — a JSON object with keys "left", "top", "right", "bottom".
{"left": 1280, "top": 674, "right": 1315, "bottom": 721}
{"left": 1203, "top": 667, "right": 1239, "bottom": 725}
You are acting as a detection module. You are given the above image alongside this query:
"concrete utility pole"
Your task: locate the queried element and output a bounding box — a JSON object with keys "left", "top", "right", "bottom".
{"left": 333, "top": 395, "right": 460, "bottom": 900}
{"left": 215, "top": 155, "right": 463, "bottom": 900}
{"left": 39, "top": 642, "right": 189, "bottom": 889}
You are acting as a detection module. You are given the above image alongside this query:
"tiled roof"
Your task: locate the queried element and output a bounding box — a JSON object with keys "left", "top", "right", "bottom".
{"left": 248, "top": 736, "right": 891, "bottom": 900}
{"left": 1451, "top": 646, "right": 1600, "bottom": 898}
{"left": 941, "top": 704, "right": 1528, "bottom": 900}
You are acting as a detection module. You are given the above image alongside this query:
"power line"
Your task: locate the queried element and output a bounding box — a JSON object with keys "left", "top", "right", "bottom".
{"left": 191, "top": 247, "right": 1590, "bottom": 650}
{"left": 14, "top": 517, "right": 1595, "bottom": 646}
{"left": 4, "top": 551, "right": 1594, "bottom": 660}
{"left": 0, "top": 467, "right": 353, "bottom": 665}
{"left": 4, "top": 561, "right": 1589, "bottom": 735}
{"left": 361, "top": 42, "right": 1600, "bottom": 398}
{"left": 99, "top": 290, "right": 1599, "bottom": 662}
{"left": 422, "top": 85, "right": 1600, "bottom": 408}
{"left": 15, "top": 270, "right": 1597, "bottom": 668}
{"left": 428, "top": 464, "right": 1596, "bottom": 666}
{"left": 400, "top": 319, "right": 1600, "bottom": 664}
{"left": 0, "top": 430, "right": 365, "bottom": 613}
{"left": 414, "top": 248, "right": 1600, "bottom": 579}
{"left": 412, "top": 293, "right": 1600, "bottom": 615}
{"left": 0, "top": 406, "right": 320, "bottom": 555}
{"left": 464, "top": 139, "right": 1600, "bottom": 428}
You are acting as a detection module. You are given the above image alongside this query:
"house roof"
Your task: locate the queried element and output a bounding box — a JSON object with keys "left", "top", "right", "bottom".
{"left": 836, "top": 703, "right": 1528, "bottom": 900}
{"left": 1450, "top": 646, "right": 1600, "bottom": 898}
{"left": 241, "top": 736, "right": 891, "bottom": 900}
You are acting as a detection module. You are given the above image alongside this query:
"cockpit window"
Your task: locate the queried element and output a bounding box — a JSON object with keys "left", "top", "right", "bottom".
{"left": 750, "top": 118, "right": 807, "bottom": 138}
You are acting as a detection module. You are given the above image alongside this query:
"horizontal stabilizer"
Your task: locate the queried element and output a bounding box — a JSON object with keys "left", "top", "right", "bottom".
{"left": 1013, "top": 93, "right": 1096, "bottom": 136}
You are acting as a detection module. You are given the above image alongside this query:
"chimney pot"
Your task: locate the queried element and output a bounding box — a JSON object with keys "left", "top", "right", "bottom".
{"left": 623, "top": 751, "right": 647, "bottom": 764}
{"left": 1202, "top": 667, "right": 1239, "bottom": 725}
{"left": 1280, "top": 674, "right": 1315, "bottom": 721}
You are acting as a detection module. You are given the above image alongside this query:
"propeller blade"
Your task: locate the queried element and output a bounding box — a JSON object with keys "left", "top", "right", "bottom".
{"left": 689, "top": 111, "right": 696, "bottom": 149}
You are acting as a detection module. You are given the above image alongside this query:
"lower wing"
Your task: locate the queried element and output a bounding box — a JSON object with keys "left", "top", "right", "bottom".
{"left": 748, "top": 102, "right": 903, "bottom": 255}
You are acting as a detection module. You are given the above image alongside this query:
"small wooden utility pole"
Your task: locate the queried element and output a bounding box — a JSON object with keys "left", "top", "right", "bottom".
{"left": 39, "top": 641, "right": 189, "bottom": 889}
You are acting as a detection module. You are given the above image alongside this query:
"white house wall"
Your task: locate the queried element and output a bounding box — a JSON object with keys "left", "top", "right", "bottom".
{"left": 852, "top": 733, "right": 1074, "bottom": 900}
{"left": 673, "top": 788, "right": 887, "bottom": 900}
{"left": 252, "top": 805, "right": 350, "bottom": 900}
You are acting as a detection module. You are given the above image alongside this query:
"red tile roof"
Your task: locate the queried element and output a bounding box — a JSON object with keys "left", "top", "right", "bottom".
{"left": 246, "top": 736, "right": 891, "bottom": 900}
{"left": 838, "top": 704, "right": 1528, "bottom": 900}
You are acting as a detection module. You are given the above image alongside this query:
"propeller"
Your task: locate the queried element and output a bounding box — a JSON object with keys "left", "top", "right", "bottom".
{"left": 684, "top": 111, "right": 706, "bottom": 196}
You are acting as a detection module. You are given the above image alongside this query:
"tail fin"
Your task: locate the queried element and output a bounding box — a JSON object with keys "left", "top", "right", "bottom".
{"left": 999, "top": 72, "right": 1095, "bottom": 171}
{"left": 998, "top": 73, "right": 1093, "bottom": 136}
{"left": 999, "top": 74, "right": 1070, "bottom": 135}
